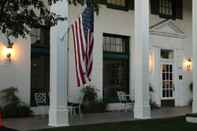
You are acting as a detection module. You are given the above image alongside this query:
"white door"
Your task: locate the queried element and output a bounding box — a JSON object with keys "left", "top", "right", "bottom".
{"left": 160, "top": 62, "right": 175, "bottom": 101}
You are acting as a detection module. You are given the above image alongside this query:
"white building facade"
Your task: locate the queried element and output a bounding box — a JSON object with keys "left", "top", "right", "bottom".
{"left": 0, "top": 0, "right": 197, "bottom": 127}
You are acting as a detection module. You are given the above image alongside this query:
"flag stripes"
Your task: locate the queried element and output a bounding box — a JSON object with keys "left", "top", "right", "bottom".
{"left": 87, "top": 32, "right": 93, "bottom": 80}
{"left": 72, "top": 4, "right": 94, "bottom": 87}
{"left": 72, "top": 17, "right": 87, "bottom": 87}
{"left": 72, "top": 5, "right": 94, "bottom": 87}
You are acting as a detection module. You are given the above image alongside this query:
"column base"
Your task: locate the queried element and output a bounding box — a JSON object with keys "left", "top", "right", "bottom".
{"left": 134, "top": 104, "right": 151, "bottom": 119}
{"left": 48, "top": 107, "right": 69, "bottom": 127}
{"left": 192, "top": 100, "right": 197, "bottom": 113}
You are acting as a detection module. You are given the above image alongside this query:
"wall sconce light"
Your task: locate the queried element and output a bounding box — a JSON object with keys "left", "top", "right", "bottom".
{"left": 149, "top": 53, "right": 154, "bottom": 73}
{"left": 4, "top": 43, "right": 14, "bottom": 63}
{"left": 184, "top": 58, "right": 192, "bottom": 71}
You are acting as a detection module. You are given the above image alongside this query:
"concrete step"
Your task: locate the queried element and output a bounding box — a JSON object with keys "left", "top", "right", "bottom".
{"left": 186, "top": 113, "right": 197, "bottom": 123}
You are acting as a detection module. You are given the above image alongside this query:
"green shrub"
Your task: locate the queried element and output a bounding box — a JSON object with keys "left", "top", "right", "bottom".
{"left": 0, "top": 87, "right": 32, "bottom": 118}
{"left": 81, "top": 85, "right": 106, "bottom": 113}
{"left": 3, "top": 103, "right": 18, "bottom": 118}
{"left": 82, "top": 85, "right": 97, "bottom": 102}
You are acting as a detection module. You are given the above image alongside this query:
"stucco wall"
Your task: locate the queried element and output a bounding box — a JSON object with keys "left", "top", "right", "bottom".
{"left": 0, "top": 34, "right": 31, "bottom": 105}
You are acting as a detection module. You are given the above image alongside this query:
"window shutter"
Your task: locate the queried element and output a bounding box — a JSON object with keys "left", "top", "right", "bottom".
{"left": 175, "top": 0, "right": 183, "bottom": 19}
{"left": 128, "top": 0, "right": 134, "bottom": 10}
{"left": 150, "top": 0, "right": 159, "bottom": 15}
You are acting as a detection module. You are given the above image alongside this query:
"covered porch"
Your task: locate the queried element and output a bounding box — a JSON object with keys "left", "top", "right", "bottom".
{"left": 48, "top": 0, "right": 197, "bottom": 127}
{"left": 4, "top": 106, "right": 192, "bottom": 131}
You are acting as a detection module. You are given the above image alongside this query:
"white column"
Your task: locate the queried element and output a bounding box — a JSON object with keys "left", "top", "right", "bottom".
{"left": 133, "top": 0, "right": 151, "bottom": 119}
{"left": 49, "top": 0, "right": 69, "bottom": 127}
{"left": 192, "top": 0, "right": 197, "bottom": 113}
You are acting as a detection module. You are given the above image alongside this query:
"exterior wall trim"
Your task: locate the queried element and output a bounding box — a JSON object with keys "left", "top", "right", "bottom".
{"left": 150, "top": 31, "right": 186, "bottom": 39}
{"left": 150, "top": 20, "right": 186, "bottom": 39}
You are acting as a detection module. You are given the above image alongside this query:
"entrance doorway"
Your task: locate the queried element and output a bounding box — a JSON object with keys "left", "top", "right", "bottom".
{"left": 160, "top": 62, "right": 175, "bottom": 107}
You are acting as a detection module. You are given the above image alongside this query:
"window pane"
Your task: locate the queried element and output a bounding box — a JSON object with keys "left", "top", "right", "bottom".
{"left": 161, "top": 49, "right": 174, "bottom": 59}
{"left": 159, "top": 0, "right": 173, "bottom": 17}
{"left": 103, "top": 34, "right": 129, "bottom": 53}
{"left": 162, "top": 73, "right": 165, "bottom": 80}
{"left": 170, "top": 73, "right": 172, "bottom": 80}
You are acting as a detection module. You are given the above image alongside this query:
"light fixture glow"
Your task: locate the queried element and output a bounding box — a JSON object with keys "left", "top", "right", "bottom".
{"left": 149, "top": 53, "right": 154, "bottom": 73}
{"left": 183, "top": 58, "right": 192, "bottom": 71}
{"left": 4, "top": 44, "right": 13, "bottom": 63}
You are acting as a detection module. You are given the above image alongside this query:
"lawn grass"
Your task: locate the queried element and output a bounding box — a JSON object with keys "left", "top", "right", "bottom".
{"left": 33, "top": 116, "right": 197, "bottom": 131}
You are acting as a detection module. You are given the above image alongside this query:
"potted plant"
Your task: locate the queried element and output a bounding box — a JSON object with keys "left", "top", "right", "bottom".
{"left": 81, "top": 85, "right": 106, "bottom": 113}
{"left": 149, "top": 84, "right": 159, "bottom": 109}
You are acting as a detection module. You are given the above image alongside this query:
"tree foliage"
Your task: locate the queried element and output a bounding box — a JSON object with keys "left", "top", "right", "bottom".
{"left": 0, "top": 0, "right": 99, "bottom": 41}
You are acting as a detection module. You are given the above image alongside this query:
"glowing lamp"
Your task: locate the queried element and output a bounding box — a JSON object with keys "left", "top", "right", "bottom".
{"left": 184, "top": 58, "right": 192, "bottom": 71}
{"left": 4, "top": 44, "right": 13, "bottom": 63}
{"left": 149, "top": 52, "right": 154, "bottom": 73}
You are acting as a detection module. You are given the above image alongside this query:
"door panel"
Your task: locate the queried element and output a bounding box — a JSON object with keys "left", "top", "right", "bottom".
{"left": 161, "top": 63, "right": 174, "bottom": 100}
{"left": 161, "top": 63, "right": 175, "bottom": 107}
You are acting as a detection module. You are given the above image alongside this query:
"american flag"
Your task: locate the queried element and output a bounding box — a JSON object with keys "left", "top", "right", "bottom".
{"left": 72, "top": 3, "right": 94, "bottom": 87}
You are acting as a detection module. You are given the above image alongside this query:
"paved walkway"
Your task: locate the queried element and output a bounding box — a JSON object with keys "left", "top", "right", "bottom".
{"left": 3, "top": 106, "right": 192, "bottom": 131}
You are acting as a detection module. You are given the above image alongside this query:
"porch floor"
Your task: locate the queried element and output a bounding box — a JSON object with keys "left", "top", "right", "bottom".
{"left": 4, "top": 106, "right": 192, "bottom": 131}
